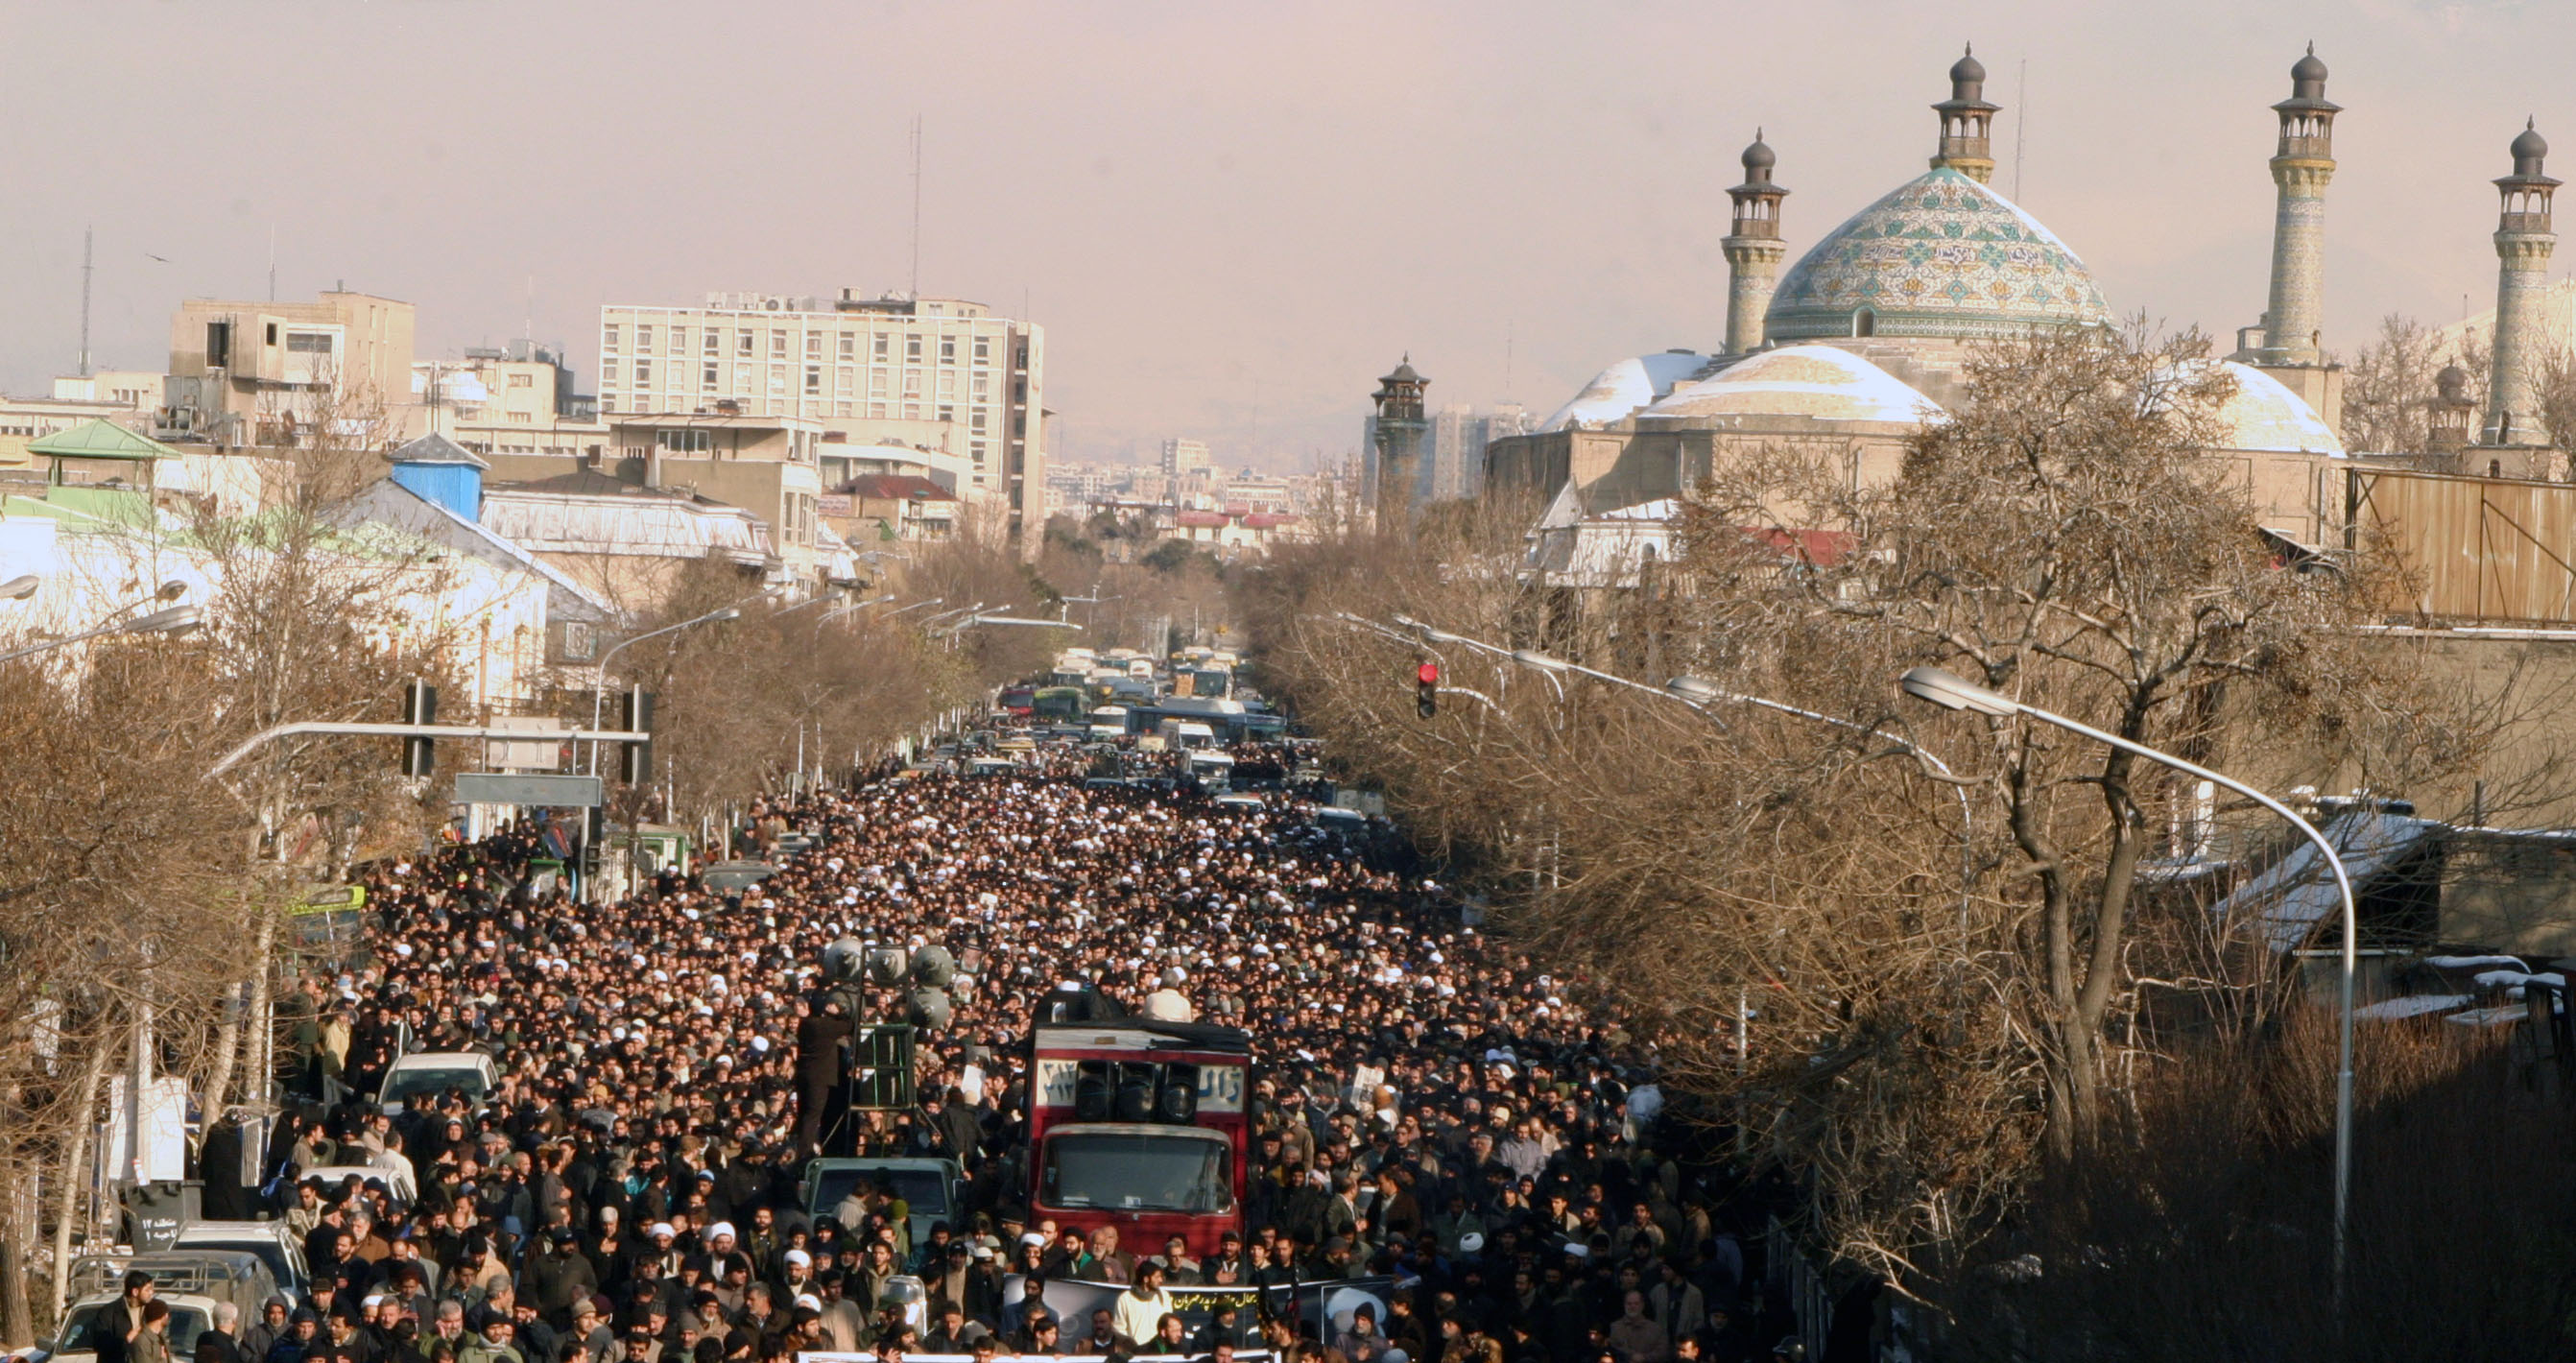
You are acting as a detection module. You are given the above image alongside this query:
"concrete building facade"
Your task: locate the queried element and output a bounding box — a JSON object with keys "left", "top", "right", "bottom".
{"left": 163, "top": 290, "right": 419, "bottom": 446}
{"left": 593, "top": 290, "right": 1044, "bottom": 551}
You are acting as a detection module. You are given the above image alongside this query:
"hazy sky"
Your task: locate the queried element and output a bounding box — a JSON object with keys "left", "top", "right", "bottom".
{"left": 1, "top": 1, "right": 2566, "bottom": 471}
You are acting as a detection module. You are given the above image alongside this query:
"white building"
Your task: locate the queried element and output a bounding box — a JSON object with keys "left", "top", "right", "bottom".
{"left": 1161, "top": 437, "right": 1211, "bottom": 476}
{"left": 594, "top": 291, "right": 1045, "bottom": 551}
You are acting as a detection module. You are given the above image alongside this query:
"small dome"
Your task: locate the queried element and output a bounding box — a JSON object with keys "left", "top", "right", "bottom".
{"left": 2513, "top": 119, "right": 2549, "bottom": 164}
{"left": 1741, "top": 134, "right": 1776, "bottom": 173}
{"left": 1766, "top": 168, "right": 2113, "bottom": 343}
{"left": 1537, "top": 352, "right": 1713, "bottom": 432}
{"left": 2290, "top": 45, "right": 2327, "bottom": 84}
{"left": 1643, "top": 346, "right": 1943, "bottom": 425}
{"left": 2206, "top": 361, "right": 2344, "bottom": 456}
{"left": 1950, "top": 46, "right": 1985, "bottom": 85}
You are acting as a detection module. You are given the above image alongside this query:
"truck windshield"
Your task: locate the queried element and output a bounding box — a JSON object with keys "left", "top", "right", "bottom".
{"left": 1043, "top": 1133, "right": 1233, "bottom": 1214}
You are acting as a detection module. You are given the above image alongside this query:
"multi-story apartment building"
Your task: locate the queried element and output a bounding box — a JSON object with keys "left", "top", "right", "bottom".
{"left": 593, "top": 290, "right": 1045, "bottom": 551}
{"left": 162, "top": 290, "right": 419, "bottom": 446}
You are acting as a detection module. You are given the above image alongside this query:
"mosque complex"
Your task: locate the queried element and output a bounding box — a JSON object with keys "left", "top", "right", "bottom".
{"left": 1479, "top": 46, "right": 2564, "bottom": 584}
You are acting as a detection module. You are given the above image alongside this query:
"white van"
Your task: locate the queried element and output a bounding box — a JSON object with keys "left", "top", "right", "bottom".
{"left": 1087, "top": 706, "right": 1129, "bottom": 742}
{"left": 1157, "top": 718, "right": 1217, "bottom": 752}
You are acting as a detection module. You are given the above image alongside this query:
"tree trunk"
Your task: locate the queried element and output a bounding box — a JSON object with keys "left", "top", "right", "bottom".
{"left": 0, "top": 1098, "right": 32, "bottom": 1347}
{"left": 50, "top": 1044, "right": 109, "bottom": 1322}
{"left": 202, "top": 905, "right": 276, "bottom": 1118}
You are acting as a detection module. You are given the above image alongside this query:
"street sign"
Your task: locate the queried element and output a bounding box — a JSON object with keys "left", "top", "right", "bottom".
{"left": 453, "top": 773, "right": 604, "bottom": 808}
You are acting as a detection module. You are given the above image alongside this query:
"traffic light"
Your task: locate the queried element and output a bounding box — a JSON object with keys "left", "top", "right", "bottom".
{"left": 618, "top": 685, "right": 656, "bottom": 784}
{"left": 1416, "top": 660, "right": 1439, "bottom": 720}
{"left": 399, "top": 680, "right": 438, "bottom": 777}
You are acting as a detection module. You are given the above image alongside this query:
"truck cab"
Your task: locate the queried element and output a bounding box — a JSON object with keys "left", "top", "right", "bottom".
{"left": 1027, "top": 1015, "right": 1250, "bottom": 1259}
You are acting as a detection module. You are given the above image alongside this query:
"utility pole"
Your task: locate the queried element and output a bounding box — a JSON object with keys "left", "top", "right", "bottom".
{"left": 79, "top": 227, "right": 93, "bottom": 377}
{"left": 909, "top": 116, "right": 924, "bottom": 299}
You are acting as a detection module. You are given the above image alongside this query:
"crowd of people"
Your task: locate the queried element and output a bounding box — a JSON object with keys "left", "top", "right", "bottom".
{"left": 255, "top": 736, "right": 1801, "bottom": 1363}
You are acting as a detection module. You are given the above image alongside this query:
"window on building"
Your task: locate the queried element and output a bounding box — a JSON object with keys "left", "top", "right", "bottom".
{"left": 873, "top": 333, "right": 890, "bottom": 360}
{"left": 601, "top": 361, "right": 620, "bottom": 385}
{"left": 835, "top": 401, "right": 852, "bottom": 417}
{"left": 636, "top": 326, "right": 655, "bottom": 354}
{"left": 771, "top": 329, "right": 788, "bottom": 359}
{"left": 870, "top": 402, "right": 887, "bottom": 418}
{"left": 806, "top": 332, "right": 823, "bottom": 359}
{"left": 205, "top": 322, "right": 231, "bottom": 368}
{"left": 905, "top": 334, "right": 922, "bottom": 361}
{"left": 973, "top": 336, "right": 990, "bottom": 363}
{"left": 972, "top": 374, "right": 990, "bottom": 399}
{"left": 668, "top": 326, "right": 687, "bottom": 354}
{"left": 633, "top": 360, "right": 653, "bottom": 389}
{"left": 871, "top": 371, "right": 889, "bottom": 396}
{"left": 704, "top": 329, "right": 721, "bottom": 356}
{"left": 769, "top": 368, "right": 786, "bottom": 394}
{"left": 286, "top": 331, "right": 334, "bottom": 354}
{"left": 937, "top": 371, "right": 956, "bottom": 399}
{"left": 806, "top": 366, "right": 822, "bottom": 394}
{"left": 603, "top": 325, "right": 622, "bottom": 353}
{"left": 939, "top": 336, "right": 956, "bottom": 362}
{"left": 938, "top": 405, "right": 954, "bottom": 422}
{"left": 657, "top": 428, "right": 713, "bottom": 455}
{"left": 903, "top": 403, "right": 920, "bottom": 420}
{"left": 970, "top": 440, "right": 988, "bottom": 466}
{"left": 508, "top": 372, "right": 534, "bottom": 389}
{"left": 837, "top": 365, "right": 854, "bottom": 393}
{"left": 902, "top": 371, "right": 921, "bottom": 397}
{"left": 970, "top": 410, "right": 987, "bottom": 432}
{"left": 838, "top": 332, "right": 855, "bottom": 360}
{"left": 703, "top": 364, "right": 720, "bottom": 390}
{"left": 266, "top": 323, "right": 279, "bottom": 346}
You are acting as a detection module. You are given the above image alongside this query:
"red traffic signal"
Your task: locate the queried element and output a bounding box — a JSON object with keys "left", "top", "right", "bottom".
{"left": 1416, "top": 659, "right": 1439, "bottom": 719}
{"left": 1417, "top": 661, "right": 1440, "bottom": 686}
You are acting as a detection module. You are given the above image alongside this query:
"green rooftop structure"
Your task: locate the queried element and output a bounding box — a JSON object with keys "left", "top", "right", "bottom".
{"left": 26, "top": 418, "right": 179, "bottom": 490}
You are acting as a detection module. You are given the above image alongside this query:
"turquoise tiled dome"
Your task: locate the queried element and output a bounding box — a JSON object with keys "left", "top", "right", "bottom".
{"left": 1766, "top": 168, "right": 2114, "bottom": 342}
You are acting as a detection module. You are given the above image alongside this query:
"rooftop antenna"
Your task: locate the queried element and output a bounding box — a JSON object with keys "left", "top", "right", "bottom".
{"left": 909, "top": 115, "right": 923, "bottom": 299}
{"left": 79, "top": 227, "right": 92, "bottom": 377}
{"left": 525, "top": 274, "right": 535, "bottom": 347}
{"left": 1504, "top": 319, "right": 1515, "bottom": 403}
{"left": 267, "top": 224, "right": 276, "bottom": 302}
{"left": 2013, "top": 58, "right": 2028, "bottom": 200}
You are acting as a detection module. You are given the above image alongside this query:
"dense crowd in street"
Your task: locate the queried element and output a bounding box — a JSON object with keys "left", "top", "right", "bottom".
{"left": 250, "top": 743, "right": 1796, "bottom": 1363}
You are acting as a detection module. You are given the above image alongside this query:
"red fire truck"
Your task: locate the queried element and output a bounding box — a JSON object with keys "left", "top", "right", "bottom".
{"left": 1026, "top": 1010, "right": 1251, "bottom": 1259}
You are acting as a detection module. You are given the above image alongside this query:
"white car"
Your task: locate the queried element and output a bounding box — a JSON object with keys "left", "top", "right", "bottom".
{"left": 375, "top": 1050, "right": 497, "bottom": 1112}
{"left": 170, "top": 1222, "right": 312, "bottom": 1303}
{"left": 298, "top": 1162, "right": 419, "bottom": 1208}
{"left": 31, "top": 1292, "right": 219, "bottom": 1363}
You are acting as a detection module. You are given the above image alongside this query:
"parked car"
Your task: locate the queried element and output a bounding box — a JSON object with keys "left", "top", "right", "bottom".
{"left": 171, "top": 1221, "right": 312, "bottom": 1303}
{"left": 376, "top": 1050, "right": 497, "bottom": 1114}
{"left": 802, "top": 1157, "right": 965, "bottom": 1253}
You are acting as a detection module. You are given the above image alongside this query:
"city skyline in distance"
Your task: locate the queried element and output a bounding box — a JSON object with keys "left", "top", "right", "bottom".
{"left": 0, "top": 1, "right": 2565, "bottom": 475}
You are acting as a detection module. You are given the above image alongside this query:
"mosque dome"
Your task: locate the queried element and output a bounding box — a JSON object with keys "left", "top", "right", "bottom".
{"left": 2512, "top": 119, "right": 2549, "bottom": 164}
{"left": 1764, "top": 167, "right": 2115, "bottom": 343}
{"left": 1538, "top": 350, "right": 1713, "bottom": 431}
{"left": 1643, "top": 345, "right": 1942, "bottom": 424}
{"left": 2290, "top": 47, "right": 2327, "bottom": 84}
{"left": 2209, "top": 361, "right": 2344, "bottom": 455}
{"left": 1741, "top": 135, "right": 1777, "bottom": 173}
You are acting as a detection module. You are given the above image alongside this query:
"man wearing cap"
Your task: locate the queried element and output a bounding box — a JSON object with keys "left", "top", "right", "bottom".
{"left": 530, "top": 1227, "right": 602, "bottom": 1331}
{"left": 453, "top": 1316, "right": 520, "bottom": 1363}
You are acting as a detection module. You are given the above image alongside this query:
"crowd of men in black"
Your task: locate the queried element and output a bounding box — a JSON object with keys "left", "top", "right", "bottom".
{"left": 239, "top": 745, "right": 1803, "bottom": 1363}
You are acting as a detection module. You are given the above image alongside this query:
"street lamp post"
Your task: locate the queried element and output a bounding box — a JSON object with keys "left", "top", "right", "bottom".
{"left": 588, "top": 604, "right": 743, "bottom": 774}
{"left": 1898, "top": 665, "right": 2358, "bottom": 1308}
{"left": 0, "top": 604, "right": 202, "bottom": 663}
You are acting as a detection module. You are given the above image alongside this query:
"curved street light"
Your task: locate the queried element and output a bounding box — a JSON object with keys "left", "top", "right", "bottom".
{"left": 1899, "top": 663, "right": 2358, "bottom": 1309}
{"left": 0, "top": 603, "right": 201, "bottom": 664}
{"left": 588, "top": 603, "right": 744, "bottom": 773}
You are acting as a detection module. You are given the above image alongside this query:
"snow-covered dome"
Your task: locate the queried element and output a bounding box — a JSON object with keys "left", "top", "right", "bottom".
{"left": 1538, "top": 351, "right": 1713, "bottom": 432}
{"left": 1766, "top": 168, "right": 2114, "bottom": 343}
{"left": 1644, "top": 345, "right": 1943, "bottom": 424}
{"left": 2210, "top": 361, "right": 2343, "bottom": 455}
